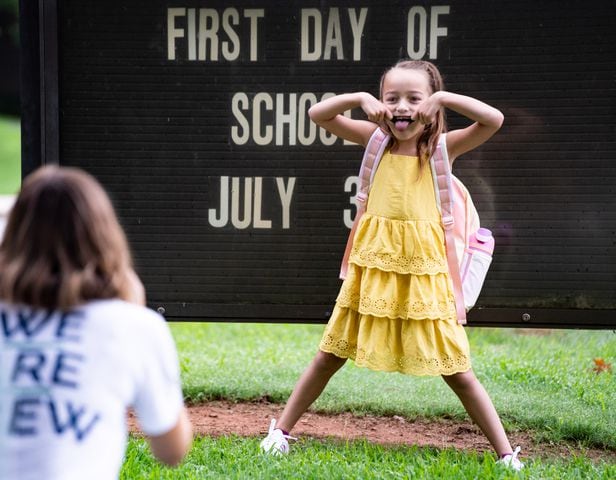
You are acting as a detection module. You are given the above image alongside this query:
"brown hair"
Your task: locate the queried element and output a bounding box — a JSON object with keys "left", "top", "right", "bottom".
{"left": 379, "top": 60, "right": 447, "bottom": 165}
{"left": 0, "top": 165, "right": 142, "bottom": 310}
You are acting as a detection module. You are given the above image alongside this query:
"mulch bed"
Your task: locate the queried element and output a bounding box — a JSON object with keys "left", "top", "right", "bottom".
{"left": 127, "top": 400, "right": 616, "bottom": 463}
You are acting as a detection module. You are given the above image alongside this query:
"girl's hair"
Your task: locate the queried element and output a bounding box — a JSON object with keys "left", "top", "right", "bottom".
{"left": 379, "top": 60, "right": 447, "bottom": 164}
{"left": 0, "top": 165, "right": 138, "bottom": 310}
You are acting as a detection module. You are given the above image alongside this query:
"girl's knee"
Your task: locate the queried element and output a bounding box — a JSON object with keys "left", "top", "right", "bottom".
{"left": 442, "top": 369, "right": 478, "bottom": 392}
{"left": 314, "top": 351, "right": 346, "bottom": 373}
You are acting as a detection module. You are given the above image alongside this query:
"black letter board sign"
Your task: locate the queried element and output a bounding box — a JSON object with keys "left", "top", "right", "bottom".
{"left": 21, "top": 0, "right": 616, "bottom": 328}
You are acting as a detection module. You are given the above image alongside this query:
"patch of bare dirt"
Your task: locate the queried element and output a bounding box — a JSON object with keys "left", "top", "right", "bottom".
{"left": 127, "top": 400, "right": 615, "bottom": 463}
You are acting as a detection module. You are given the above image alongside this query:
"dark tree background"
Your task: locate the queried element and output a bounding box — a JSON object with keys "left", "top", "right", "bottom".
{"left": 0, "top": 0, "right": 19, "bottom": 115}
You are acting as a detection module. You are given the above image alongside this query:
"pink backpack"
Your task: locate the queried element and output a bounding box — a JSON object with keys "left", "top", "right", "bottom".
{"left": 340, "top": 128, "right": 494, "bottom": 325}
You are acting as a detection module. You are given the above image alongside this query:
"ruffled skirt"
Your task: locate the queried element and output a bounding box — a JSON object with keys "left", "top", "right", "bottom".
{"left": 319, "top": 214, "right": 471, "bottom": 376}
{"left": 319, "top": 306, "right": 471, "bottom": 376}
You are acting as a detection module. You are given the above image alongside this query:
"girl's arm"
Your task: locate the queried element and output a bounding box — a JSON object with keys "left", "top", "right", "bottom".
{"left": 415, "top": 91, "right": 504, "bottom": 162}
{"left": 308, "top": 92, "right": 390, "bottom": 147}
{"left": 149, "top": 407, "right": 193, "bottom": 466}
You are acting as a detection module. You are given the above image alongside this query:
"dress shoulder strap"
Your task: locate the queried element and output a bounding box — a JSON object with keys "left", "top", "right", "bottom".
{"left": 339, "top": 128, "right": 390, "bottom": 279}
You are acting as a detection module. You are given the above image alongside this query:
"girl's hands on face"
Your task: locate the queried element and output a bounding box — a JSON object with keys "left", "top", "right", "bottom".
{"left": 412, "top": 91, "right": 444, "bottom": 125}
{"left": 360, "top": 92, "right": 393, "bottom": 125}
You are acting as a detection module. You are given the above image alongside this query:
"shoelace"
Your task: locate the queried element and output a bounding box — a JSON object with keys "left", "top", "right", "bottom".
{"left": 500, "top": 446, "right": 522, "bottom": 468}
{"left": 268, "top": 419, "right": 297, "bottom": 441}
{"left": 509, "top": 446, "right": 521, "bottom": 463}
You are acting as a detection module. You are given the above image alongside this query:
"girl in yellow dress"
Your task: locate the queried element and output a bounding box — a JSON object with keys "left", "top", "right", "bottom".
{"left": 260, "top": 60, "right": 522, "bottom": 470}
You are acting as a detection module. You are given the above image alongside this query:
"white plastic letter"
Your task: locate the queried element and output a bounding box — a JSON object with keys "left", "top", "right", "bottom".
{"left": 301, "top": 9, "right": 322, "bottom": 61}
{"left": 231, "top": 93, "right": 250, "bottom": 145}
{"left": 298, "top": 93, "right": 317, "bottom": 146}
{"left": 406, "top": 6, "right": 427, "bottom": 60}
{"left": 198, "top": 9, "right": 219, "bottom": 61}
{"left": 323, "top": 8, "right": 344, "bottom": 60}
{"left": 208, "top": 176, "right": 229, "bottom": 227}
{"left": 244, "top": 9, "right": 264, "bottom": 61}
{"left": 187, "top": 9, "right": 197, "bottom": 60}
{"left": 253, "top": 177, "right": 272, "bottom": 229}
{"left": 167, "top": 8, "right": 186, "bottom": 60}
{"left": 222, "top": 8, "right": 240, "bottom": 61}
{"left": 275, "top": 93, "right": 297, "bottom": 146}
{"left": 348, "top": 8, "right": 367, "bottom": 61}
{"left": 429, "top": 6, "right": 449, "bottom": 59}
{"left": 276, "top": 177, "right": 296, "bottom": 229}
{"left": 231, "top": 177, "right": 252, "bottom": 229}
{"left": 252, "top": 177, "right": 272, "bottom": 228}
{"left": 253, "top": 93, "right": 273, "bottom": 146}
{"left": 343, "top": 176, "right": 359, "bottom": 228}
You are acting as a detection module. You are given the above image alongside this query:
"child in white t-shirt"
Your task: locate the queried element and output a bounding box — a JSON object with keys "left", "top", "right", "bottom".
{"left": 0, "top": 165, "right": 193, "bottom": 480}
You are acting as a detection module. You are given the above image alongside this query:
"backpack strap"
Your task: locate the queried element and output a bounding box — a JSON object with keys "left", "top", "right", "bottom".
{"left": 430, "top": 134, "right": 467, "bottom": 325}
{"left": 339, "top": 128, "right": 391, "bottom": 279}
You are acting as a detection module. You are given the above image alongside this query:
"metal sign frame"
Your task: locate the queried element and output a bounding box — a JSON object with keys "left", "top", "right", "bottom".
{"left": 19, "top": 0, "right": 616, "bottom": 329}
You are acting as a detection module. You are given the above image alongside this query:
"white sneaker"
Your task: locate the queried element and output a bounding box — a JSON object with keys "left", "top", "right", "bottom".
{"left": 497, "top": 446, "right": 524, "bottom": 471}
{"left": 259, "top": 419, "right": 296, "bottom": 455}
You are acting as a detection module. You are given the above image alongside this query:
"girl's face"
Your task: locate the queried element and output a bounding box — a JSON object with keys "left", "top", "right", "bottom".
{"left": 381, "top": 68, "right": 431, "bottom": 140}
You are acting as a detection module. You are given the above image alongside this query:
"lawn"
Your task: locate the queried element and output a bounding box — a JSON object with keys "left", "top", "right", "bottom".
{"left": 121, "top": 322, "right": 615, "bottom": 479}
{"left": 122, "top": 435, "right": 613, "bottom": 480}
{"left": 0, "top": 115, "right": 20, "bottom": 194}
{"left": 171, "top": 323, "right": 616, "bottom": 449}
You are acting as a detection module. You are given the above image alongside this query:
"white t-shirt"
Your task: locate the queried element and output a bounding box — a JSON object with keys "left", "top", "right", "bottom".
{"left": 0, "top": 299, "right": 185, "bottom": 480}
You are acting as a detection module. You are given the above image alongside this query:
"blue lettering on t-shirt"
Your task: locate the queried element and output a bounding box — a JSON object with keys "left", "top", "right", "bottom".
{"left": 55, "top": 311, "right": 84, "bottom": 341}
{"left": 4, "top": 306, "right": 101, "bottom": 441}
{"left": 48, "top": 400, "right": 101, "bottom": 441}
{"left": 1, "top": 309, "right": 54, "bottom": 339}
{"left": 10, "top": 349, "right": 83, "bottom": 389}
{"left": 11, "top": 350, "right": 46, "bottom": 383}
{"left": 7, "top": 397, "right": 102, "bottom": 441}
{"left": 9, "top": 397, "right": 40, "bottom": 436}
{"left": 51, "top": 352, "right": 83, "bottom": 389}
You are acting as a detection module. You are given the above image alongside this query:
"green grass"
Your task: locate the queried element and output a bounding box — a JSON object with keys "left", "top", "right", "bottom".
{"left": 171, "top": 323, "right": 616, "bottom": 451}
{"left": 119, "top": 324, "right": 615, "bottom": 478}
{"left": 121, "top": 436, "right": 615, "bottom": 480}
{"left": 0, "top": 114, "right": 20, "bottom": 194}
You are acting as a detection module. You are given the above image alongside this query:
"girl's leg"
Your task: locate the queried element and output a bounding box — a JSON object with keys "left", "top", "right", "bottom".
{"left": 276, "top": 350, "right": 347, "bottom": 432}
{"left": 442, "top": 369, "right": 513, "bottom": 456}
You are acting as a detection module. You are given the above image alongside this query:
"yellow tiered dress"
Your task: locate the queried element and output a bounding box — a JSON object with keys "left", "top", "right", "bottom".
{"left": 319, "top": 150, "right": 471, "bottom": 376}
